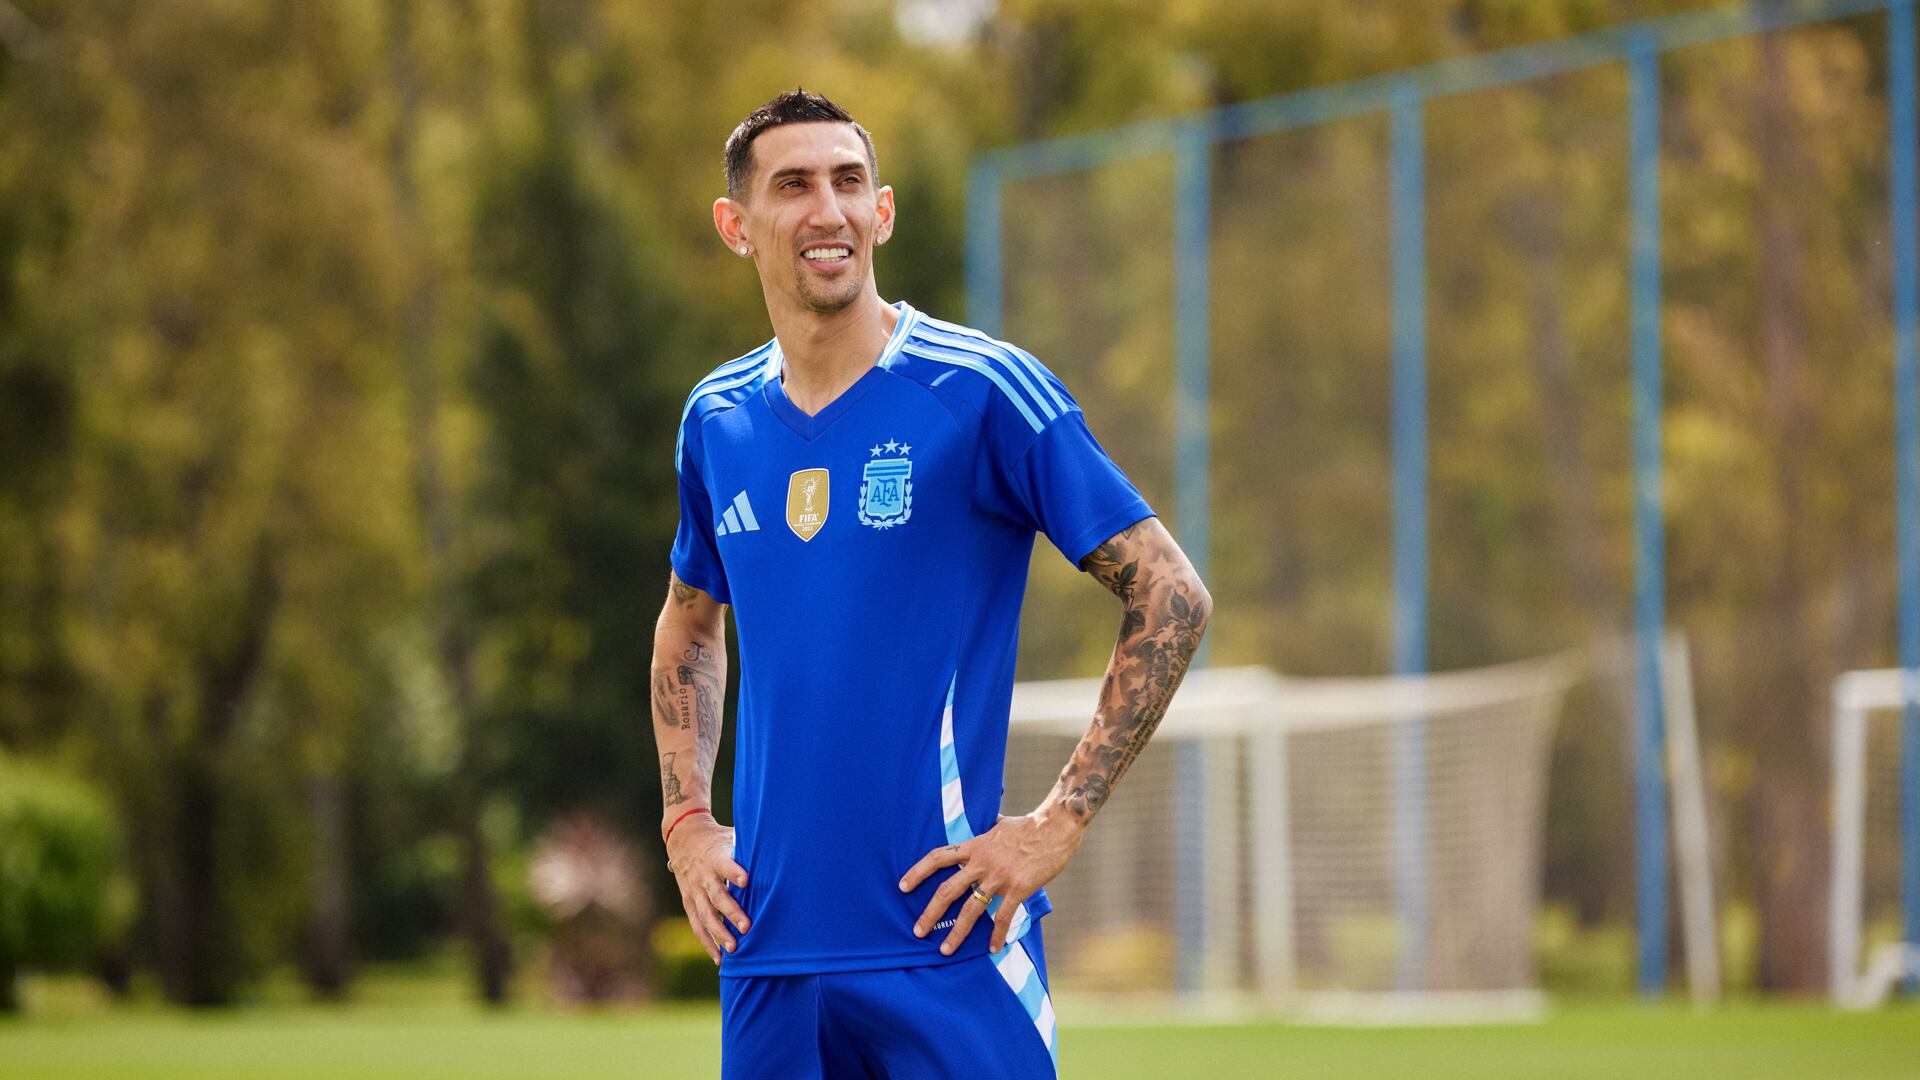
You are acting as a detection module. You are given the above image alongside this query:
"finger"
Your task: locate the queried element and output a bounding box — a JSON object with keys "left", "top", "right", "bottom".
{"left": 899, "top": 842, "right": 969, "bottom": 893}
{"left": 941, "top": 888, "right": 993, "bottom": 956}
{"left": 721, "top": 858, "right": 749, "bottom": 889}
{"left": 915, "top": 865, "right": 979, "bottom": 936}
{"left": 988, "top": 892, "right": 1023, "bottom": 953}
{"left": 705, "top": 878, "right": 752, "bottom": 934}
{"left": 685, "top": 911, "right": 721, "bottom": 965}
{"left": 691, "top": 892, "right": 738, "bottom": 954}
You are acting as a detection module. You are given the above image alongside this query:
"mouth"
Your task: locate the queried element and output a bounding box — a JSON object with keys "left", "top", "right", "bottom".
{"left": 799, "top": 244, "right": 854, "bottom": 271}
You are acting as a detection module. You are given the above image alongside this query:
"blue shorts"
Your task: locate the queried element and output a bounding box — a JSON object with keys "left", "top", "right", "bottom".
{"left": 719, "top": 922, "right": 1057, "bottom": 1079}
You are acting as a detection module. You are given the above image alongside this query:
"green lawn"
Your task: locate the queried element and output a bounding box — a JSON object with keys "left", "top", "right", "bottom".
{"left": 1, "top": 998, "right": 1916, "bottom": 1079}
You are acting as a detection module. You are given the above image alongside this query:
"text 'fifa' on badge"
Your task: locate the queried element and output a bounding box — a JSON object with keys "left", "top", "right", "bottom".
{"left": 787, "top": 468, "right": 829, "bottom": 541}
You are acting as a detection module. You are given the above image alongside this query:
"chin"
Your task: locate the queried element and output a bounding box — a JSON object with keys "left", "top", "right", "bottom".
{"left": 795, "top": 276, "right": 864, "bottom": 314}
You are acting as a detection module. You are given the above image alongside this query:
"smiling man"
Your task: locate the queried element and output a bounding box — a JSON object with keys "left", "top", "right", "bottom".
{"left": 651, "top": 89, "right": 1210, "bottom": 1079}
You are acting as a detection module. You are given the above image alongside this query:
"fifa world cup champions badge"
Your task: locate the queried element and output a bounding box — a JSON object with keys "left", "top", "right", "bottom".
{"left": 786, "top": 468, "right": 829, "bottom": 541}
{"left": 859, "top": 439, "right": 912, "bottom": 529}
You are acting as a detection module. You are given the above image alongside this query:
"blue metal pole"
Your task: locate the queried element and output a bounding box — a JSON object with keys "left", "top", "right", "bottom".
{"left": 1389, "top": 79, "right": 1430, "bottom": 992}
{"left": 1888, "top": 0, "right": 1920, "bottom": 967}
{"left": 965, "top": 160, "right": 1005, "bottom": 336}
{"left": 1171, "top": 118, "right": 1214, "bottom": 996}
{"left": 1628, "top": 31, "right": 1671, "bottom": 998}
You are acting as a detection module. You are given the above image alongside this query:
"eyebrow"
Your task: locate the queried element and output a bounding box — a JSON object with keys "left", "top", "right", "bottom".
{"left": 766, "top": 161, "right": 869, "bottom": 186}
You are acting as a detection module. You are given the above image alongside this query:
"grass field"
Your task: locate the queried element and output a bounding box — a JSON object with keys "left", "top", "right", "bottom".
{"left": 2, "top": 997, "right": 1917, "bottom": 1079}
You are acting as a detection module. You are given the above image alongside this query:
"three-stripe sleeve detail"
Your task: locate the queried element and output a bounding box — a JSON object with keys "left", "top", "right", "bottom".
{"left": 901, "top": 340, "right": 1047, "bottom": 433}
{"left": 911, "top": 325, "right": 1060, "bottom": 424}
{"left": 917, "top": 316, "right": 1073, "bottom": 416}
{"left": 674, "top": 346, "right": 777, "bottom": 475}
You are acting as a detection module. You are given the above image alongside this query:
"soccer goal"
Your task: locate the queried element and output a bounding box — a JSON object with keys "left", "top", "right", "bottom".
{"left": 1004, "top": 637, "right": 1716, "bottom": 1020}
{"left": 1828, "top": 668, "right": 1920, "bottom": 1008}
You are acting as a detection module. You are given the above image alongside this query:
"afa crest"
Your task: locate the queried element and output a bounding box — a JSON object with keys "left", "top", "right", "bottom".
{"left": 859, "top": 439, "right": 913, "bottom": 529}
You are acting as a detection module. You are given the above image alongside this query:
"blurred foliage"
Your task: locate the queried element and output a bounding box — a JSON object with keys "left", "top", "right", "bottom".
{"left": 0, "top": 755, "right": 125, "bottom": 1010}
{"left": 0, "top": 0, "right": 1896, "bottom": 1006}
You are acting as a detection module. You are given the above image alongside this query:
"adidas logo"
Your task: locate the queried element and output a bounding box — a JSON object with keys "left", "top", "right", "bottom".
{"left": 715, "top": 491, "right": 760, "bottom": 536}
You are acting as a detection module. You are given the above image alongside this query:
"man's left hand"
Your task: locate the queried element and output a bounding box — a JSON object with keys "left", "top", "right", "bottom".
{"left": 898, "top": 809, "right": 1086, "bottom": 955}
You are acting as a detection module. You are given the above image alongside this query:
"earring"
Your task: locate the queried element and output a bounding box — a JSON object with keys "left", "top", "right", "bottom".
{"left": 739, "top": 245, "right": 750, "bottom": 255}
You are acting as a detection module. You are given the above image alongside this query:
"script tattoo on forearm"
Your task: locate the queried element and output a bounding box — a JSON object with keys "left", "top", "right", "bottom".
{"left": 671, "top": 659, "right": 724, "bottom": 771}
{"left": 1055, "top": 520, "right": 1211, "bottom": 823}
{"left": 656, "top": 635, "right": 726, "bottom": 782}
{"left": 653, "top": 574, "right": 727, "bottom": 816}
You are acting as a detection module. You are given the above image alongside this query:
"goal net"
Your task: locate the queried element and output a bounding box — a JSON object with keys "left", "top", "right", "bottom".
{"left": 1828, "top": 669, "right": 1920, "bottom": 1007}
{"left": 1003, "top": 652, "right": 1584, "bottom": 1017}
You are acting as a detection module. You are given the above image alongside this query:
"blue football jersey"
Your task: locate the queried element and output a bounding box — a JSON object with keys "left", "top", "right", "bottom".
{"left": 670, "top": 301, "right": 1153, "bottom": 977}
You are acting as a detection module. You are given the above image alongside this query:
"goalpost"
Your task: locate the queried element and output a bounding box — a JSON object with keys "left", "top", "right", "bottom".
{"left": 1828, "top": 668, "right": 1920, "bottom": 1007}
{"left": 1004, "top": 637, "right": 1717, "bottom": 1019}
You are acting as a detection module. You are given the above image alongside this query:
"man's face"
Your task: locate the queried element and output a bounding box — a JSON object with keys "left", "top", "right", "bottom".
{"left": 739, "top": 122, "right": 891, "bottom": 314}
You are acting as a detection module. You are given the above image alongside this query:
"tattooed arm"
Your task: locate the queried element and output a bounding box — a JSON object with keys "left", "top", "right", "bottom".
{"left": 1051, "top": 517, "right": 1209, "bottom": 823}
{"left": 900, "top": 516, "right": 1210, "bottom": 954}
{"left": 652, "top": 571, "right": 749, "bottom": 964}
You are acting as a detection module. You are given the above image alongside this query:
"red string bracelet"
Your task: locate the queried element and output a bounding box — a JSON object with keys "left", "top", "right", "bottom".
{"left": 664, "top": 806, "right": 712, "bottom": 847}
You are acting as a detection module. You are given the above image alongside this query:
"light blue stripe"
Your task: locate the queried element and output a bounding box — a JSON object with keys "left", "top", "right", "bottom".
{"left": 1007, "top": 905, "right": 1034, "bottom": 946}
{"left": 922, "top": 315, "right": 1075, "bottom": 416}
{"left": 1011, "top": 344, "right": 1073, "bottom": 415}
{"left": 686, "top": 365, "right": 769, "bottom": 414}
{"left": 877, "top": 304, "right": 921, "bottom": 369}
{"left": 689, "top": 350, "right": 766, "bottom": 395}
{"left": 678, "top": 353, "right": 770, "bottom": 426}
{"left": 917, "top": 318, "right": 1067, "bottom": 415}
{"left": 732, "top": 492, "right": 760, "bottom": 531}
{"left": 1013, "top": 966, "right": 1046, "bottom": 1018}
{"left": 943, "top": 805, "right": 974, "bottom": 843}
{"left": 912, "top": 323, "right": 1059, "bottom": 421}
{"left": 900, "top": 342, "right": 1045, "bottom": 432}
{"left": 939, "top": 673, "right": 973, "bottom": 845}
{"left": 674, "top": 354, "right": 772, "bottom": 473}
{"left": 990, "top": 941, "right": 1057, "bottom": 1072}
{"left": 721, "top": 506, "right": 741, "bottom": 534}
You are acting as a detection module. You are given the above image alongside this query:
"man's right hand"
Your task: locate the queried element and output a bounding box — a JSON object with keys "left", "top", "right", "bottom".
{"left": 666, "top": 816, "right": 750, "bottom": 964}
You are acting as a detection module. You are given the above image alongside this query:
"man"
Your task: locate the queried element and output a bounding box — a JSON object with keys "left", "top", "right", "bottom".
{"left": 653, "top": 89, "right": 1210, "bottom": 1079}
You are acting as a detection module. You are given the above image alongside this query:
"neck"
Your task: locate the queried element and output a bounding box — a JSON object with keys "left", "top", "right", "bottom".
{"left": 768, "top": 288, "right": 898, "bottom": 414}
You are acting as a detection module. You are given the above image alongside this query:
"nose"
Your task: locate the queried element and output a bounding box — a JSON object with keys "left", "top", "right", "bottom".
{"left": 803, "top": 183, "right": 849, "bottom": 233}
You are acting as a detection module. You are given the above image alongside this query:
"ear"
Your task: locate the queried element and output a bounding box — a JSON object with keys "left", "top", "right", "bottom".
{"left": 714, "top": 197, "right": 753, "bottom": 256}
{"left": 874, "top": 185, "right": 897, "bottom": 246}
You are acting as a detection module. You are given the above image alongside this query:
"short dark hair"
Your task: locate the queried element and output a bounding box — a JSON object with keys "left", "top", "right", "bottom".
{"left": 724, "top": 88, "right": 878, "bottom": 200}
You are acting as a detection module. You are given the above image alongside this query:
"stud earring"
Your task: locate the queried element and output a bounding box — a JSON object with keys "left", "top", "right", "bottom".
{"left": 739, "top": 245, "right": 750, "bottom": 255}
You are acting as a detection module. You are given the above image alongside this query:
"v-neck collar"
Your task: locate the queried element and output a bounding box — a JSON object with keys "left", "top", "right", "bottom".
{"left": 764, "top": 302, "right": 918, "bottom": 442}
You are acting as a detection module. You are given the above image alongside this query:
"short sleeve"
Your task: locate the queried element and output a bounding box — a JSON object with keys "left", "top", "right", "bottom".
{"left": 670, "top": 417, "right": 732, "bottom": 604}
{"left": 1005, "top": 412, "right": 1155, "bottom": 566}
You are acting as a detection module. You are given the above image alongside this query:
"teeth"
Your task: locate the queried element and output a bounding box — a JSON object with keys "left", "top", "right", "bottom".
{"left": 803, "top": 247, "right": 851, "bottom": 260}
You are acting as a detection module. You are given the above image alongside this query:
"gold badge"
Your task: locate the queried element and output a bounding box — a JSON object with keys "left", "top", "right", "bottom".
{"left": 787, "top": 468, "right": 829, "bottom": 541}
